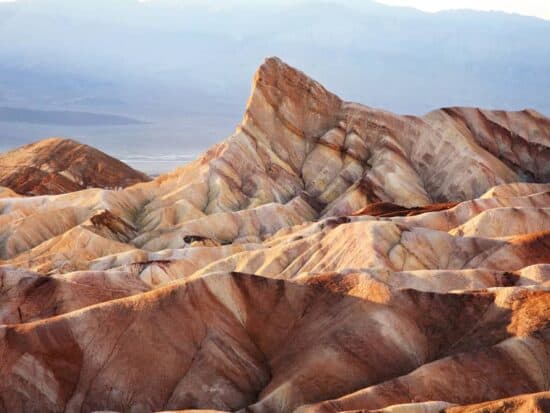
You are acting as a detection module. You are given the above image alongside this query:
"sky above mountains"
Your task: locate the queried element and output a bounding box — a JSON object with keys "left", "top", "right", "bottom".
{"left": 375, "top": 0, "right": 550, "bottom": 20}
{"left": 2, "top": 0, "right": 548, "bottom": 20}
{"left": 0, "top": 0, "right": 548, "bottom": 167}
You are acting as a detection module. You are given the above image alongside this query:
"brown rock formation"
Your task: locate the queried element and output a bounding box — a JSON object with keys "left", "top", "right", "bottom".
{"left": 1, "top": 273, "right": 548, "bottom": 413}
{"left": 444, "top": 391, "right": 550, "bottom": 412}
{"left": 0, "top": 137, "right": 150, "bottom": 195}
{"left": 352, "top": 201, "right": 459, "bottom": 217}
{"left": 0, "top": 57, "right": 548, "bottom": 413}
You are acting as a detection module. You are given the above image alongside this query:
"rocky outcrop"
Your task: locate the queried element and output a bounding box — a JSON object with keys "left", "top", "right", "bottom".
{"left": 1, "top": 273, "right": 548, "bottom": 413}
{"left": 0, "top": 57, "right": 548, "bottom": 412}
{"left": 0, "top": 137, "right": 150, "bottom": 195}
{"left": 444, "top": 391, "right": 550, "bottom": 413}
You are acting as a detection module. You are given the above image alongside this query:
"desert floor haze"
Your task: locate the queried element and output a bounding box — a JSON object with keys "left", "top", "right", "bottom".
{"left": 0, "top": 57, "right": 548, "bottom": 413}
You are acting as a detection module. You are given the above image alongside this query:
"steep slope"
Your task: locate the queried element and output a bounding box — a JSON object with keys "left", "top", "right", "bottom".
{"left": 0, "top": 57, "right": 548, "bottom": 413}
{"left": 0, "top": 273, "right": 548, "bottom": 413}
{"left": 425, "top": 107, "right": 550, "bottom": 183}
{"left": 444, "top": 391, "right": 550, "bottom": 413}
{"left": 0, "top": 138, "right": 151, "bottom": 195}
{"left": 1, "top": 57, "right": 546, "bottom": 276}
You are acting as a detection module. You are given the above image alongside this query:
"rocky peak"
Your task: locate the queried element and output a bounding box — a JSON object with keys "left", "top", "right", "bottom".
{"left": 0, "top": 137, "right": 151, "bottom": 195}
{"left": 242, "top": 56, "right": 343, "bottom": 142}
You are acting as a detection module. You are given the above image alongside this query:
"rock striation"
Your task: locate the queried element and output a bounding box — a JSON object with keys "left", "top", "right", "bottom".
{"left": 0, "top": 57, "right": 549, "bottom": 413}
{"left": 0, "top": 137, "right": 151, "bottom": 195}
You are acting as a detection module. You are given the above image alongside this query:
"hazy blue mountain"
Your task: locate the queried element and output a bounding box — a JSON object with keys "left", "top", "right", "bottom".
{"left": 0, "top": 107, "right": 146, "bottom": 126}
{"left": 0, "top": 0, "right": 548, "bottom": 173}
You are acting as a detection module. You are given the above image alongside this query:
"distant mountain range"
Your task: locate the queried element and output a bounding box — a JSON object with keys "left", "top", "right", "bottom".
{"left": 0, "top": 0, "right": 548, "bottom": 120}
{"left": 0, "top": 107, "right": 146, "bottom": 126}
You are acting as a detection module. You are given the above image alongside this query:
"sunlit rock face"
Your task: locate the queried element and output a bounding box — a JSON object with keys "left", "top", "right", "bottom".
{"left": 0, "top": 137, "right": 151, "bottom": 195}
{"left": 0, "top": 57, "right": 549, "bottom": 413}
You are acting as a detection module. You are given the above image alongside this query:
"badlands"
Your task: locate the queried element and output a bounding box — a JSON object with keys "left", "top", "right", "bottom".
{"left": 0, "top": 138, "right": 150, "bottom": 195}
{"left": 0, "top": 57, "right": 549, "bottom": 413}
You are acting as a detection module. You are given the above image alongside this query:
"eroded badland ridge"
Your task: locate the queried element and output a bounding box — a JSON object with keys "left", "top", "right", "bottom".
{"left": 0, "top": 57, "right": 549, "bottom": 413}
{"left": 0, "top": 137, "right": 150, "bottom": 195}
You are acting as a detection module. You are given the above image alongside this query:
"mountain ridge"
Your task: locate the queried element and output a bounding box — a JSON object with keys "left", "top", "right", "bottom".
{"left": 0, "top": 137, "right": 151, "bottom": 195}
{"left": 0, "top": 106, "right": 146, "bottom": 126}
{"left": 0, "top": 57, "right": 548, "bottom": 412}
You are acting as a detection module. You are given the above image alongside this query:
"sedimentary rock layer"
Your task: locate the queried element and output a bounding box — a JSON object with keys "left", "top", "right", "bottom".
{"left": 0, "top": 57, "right": 548, "bottom": 413}
{"left": 0, "top": 137, "right": 150, "bottom": 195}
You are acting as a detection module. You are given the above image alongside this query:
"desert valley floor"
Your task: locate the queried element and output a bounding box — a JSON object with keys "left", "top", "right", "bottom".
{"left": 0, "top": 57, "right": 549, "bottom": 413}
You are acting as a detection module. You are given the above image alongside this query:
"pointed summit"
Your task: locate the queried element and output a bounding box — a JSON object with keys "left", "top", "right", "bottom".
{"left": 242, "top": 57, "right": 343, "bottom": 141}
